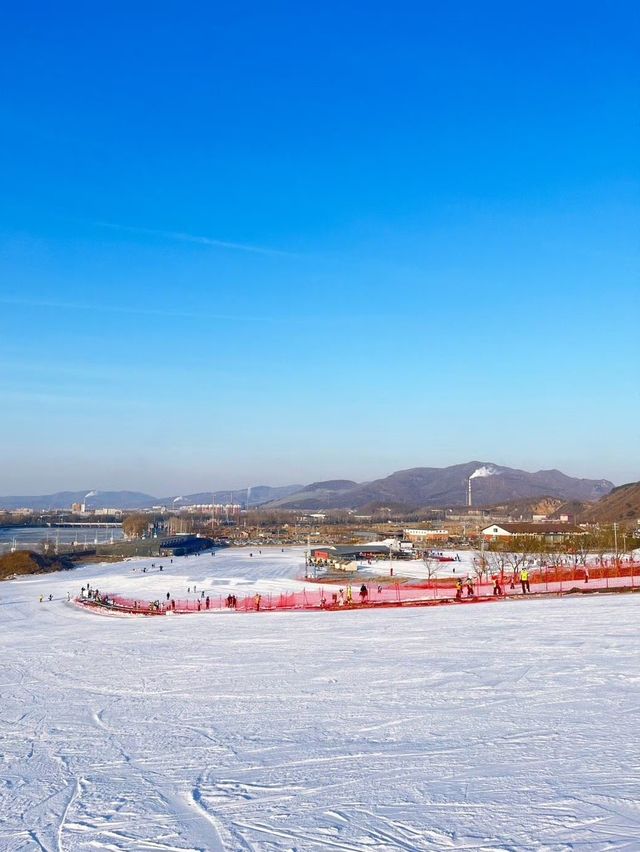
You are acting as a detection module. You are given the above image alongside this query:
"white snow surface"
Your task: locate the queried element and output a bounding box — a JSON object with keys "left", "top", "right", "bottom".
{"left": 2, "top": 546, "right": 640, "bottom": 851}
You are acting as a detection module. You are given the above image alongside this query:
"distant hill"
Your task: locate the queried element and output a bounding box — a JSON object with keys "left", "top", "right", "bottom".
{"left": 0, "top": 466, "right": 615, "bottom": 513}
{"left": 267, "top": 480, "right": 358, "bottom": 509}
{"left": 579, "top": 482, "right": 640, "bottom": 524}
{"left": 267, "top": 462, "right": 614, "bottom": 510}
{"left": 0, "top": 485, "right": 303, "bottom": 511}
{"left": 0, "top": 490, "right": 158, "bottom": 511}
{"left": 166, "top": 484, "right": 304, "bottom": 508}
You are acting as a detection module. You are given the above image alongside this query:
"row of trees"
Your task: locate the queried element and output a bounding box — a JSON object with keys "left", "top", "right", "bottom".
{"left": 474, "top": 530, "right": 639, "bottom": 582}
{"left": 419, "top": 529, "right": 640, "bottom": 584}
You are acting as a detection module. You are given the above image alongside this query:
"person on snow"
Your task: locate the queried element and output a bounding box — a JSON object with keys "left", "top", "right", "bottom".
{"left": 205, "top": 596, "right": 210, "bottom": 609}
{"left": 346, "top": 585, "right": 353, "bottom": 604}
{"left": 455, "top": 579, "right": 463, "bottom": 601}
{"left": 492, "top": 576, "right": 503, "bottom": 596}
{"left": 465, "top": 577, "right": 474, "bottom": 597}
{"left": 254, "top": 593, "right": 262, "bottom": 611}
{"left": 520, "top": 568, "right": 530, "bottom": 594}
{"left": 359, "top": 584, "right": 368, "bottom": 603}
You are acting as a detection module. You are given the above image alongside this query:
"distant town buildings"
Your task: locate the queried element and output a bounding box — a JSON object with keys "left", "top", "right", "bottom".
{"left": 404, "top": 528, "right": 449, "bottom": 542}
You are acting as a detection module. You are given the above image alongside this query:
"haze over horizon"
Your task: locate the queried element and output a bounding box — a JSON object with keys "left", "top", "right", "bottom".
{"left": 1, "top": 3, "right": 638, "bottom": 494}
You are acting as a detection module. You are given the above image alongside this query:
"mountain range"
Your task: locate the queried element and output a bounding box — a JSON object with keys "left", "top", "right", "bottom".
{"left": 264, "top": 463, "right": 614, "bottom": 510}
{"left": 0, "top": 463, "right": 615, "bottom": 511}
{"left": 0, "top": 485, "right": 302, "bottom": 511}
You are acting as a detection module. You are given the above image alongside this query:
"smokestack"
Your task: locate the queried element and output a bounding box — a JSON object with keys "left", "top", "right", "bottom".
{"left": 467, "top": 465, "right": 499, "bottom": 508}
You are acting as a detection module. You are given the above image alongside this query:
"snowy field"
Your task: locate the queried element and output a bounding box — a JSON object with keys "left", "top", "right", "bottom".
{"left": 1, "top": 547, "right": 640, "bottom": 850}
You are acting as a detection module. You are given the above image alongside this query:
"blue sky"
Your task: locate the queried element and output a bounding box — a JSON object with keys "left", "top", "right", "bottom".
{"left": 1, "top": 1, "right": 638, "bottom": 494}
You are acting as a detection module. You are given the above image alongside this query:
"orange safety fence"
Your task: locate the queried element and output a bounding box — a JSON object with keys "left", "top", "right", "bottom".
{"left": 76, "top": 564, "right": 640, "bottom": 616}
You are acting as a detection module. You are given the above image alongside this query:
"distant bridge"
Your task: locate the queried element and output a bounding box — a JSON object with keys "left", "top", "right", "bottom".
{"left": 47, "top": 522, "right": 123, "bottom": 528}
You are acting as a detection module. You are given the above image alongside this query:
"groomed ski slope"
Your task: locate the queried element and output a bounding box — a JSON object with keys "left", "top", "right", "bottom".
{"left": 1, "top": 547, "right": 639, "bottom": 850}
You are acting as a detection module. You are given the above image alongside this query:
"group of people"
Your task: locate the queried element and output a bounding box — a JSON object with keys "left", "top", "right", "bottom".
{"left": 454, "top": 577, "right": 476, "bottom": 600}
{"left": 454, "top": 569, "right": 532, "bottom": 600}
{"left": 324, "top": 584, "right": 371, "bottom": 607}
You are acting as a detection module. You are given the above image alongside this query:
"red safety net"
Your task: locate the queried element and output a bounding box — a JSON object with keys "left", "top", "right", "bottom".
{"left": 76, "top": 561, "right": 640, "bottom": 616}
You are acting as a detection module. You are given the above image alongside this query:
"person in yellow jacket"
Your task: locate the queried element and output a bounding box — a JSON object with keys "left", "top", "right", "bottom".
{"left": 455, "top": 578, "right": 463, "bottom": 601}
{"left": 520, "top": 568, "right": 531, "bottom": 594}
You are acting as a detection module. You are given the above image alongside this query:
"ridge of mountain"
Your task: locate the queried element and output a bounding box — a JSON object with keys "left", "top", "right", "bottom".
{"left": 267, "top": 462, "right": 614, "bottom": 510}
{"left": 0, "top": 485, "right": 303, "bottom": 511}
{"left": 579, "top": 481, "right": 640, "bottom": 524}
{"left": 0, "top": 491, "right": 158, "bottom": 511}
{"left": 0, "top": 466, "right": 616, "bottom": 512}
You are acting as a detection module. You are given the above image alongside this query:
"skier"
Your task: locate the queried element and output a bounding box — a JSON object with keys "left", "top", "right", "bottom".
{"left": 492, "top": 576, "right": 503, "bottom": 596}
{"left": 465, "top": 577, "right": 474, "bottom": 597}
{"left": 346, "top": 585, "right": 353, "bottom": 604}
{"left": 205, "top": 596, "right": 210, "bottom": 609}
{"left": 254, "top": 593, "right": 262, "bottom": 611}
{"left": 455, "top": 578, "right": 463, "bottom": 601}
{"left": 520, "top": 568, "right": 530, "bottom": 594}
{"left": 49, "top": 594, "right": 53, "bottom": 601}
{"left": 166, "top": 592, "right": 170, "bottom": 600}
{"left": 39, "top": 594, "right": 44, "bottom": 603}
{"left": 359, "top": 584, "right": 368, "bottom": 603}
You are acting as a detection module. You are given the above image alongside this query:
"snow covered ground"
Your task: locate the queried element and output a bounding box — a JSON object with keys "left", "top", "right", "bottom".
{"left": 1, "top": 547, "right": 640, "bottom": 850}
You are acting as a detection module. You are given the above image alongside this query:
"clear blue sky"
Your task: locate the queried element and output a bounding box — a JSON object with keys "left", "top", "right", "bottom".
{"left": 1, "top": 1, "right": 638, "bottom": 495}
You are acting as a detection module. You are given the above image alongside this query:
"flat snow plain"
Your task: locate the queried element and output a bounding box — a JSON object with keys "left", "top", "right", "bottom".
{"left": 1, "top": 547, "right": 640, "bottom": 851}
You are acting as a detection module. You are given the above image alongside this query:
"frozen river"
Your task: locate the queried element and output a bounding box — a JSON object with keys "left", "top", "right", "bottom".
{"left": 1, "top": 546, "right": 639, "bottom": 850}
{"left": 0, "top": 525, "right": 123, "bottom": 554}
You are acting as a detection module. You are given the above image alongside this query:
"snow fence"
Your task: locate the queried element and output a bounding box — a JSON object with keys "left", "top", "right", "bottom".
{"left": 77, "top": 563, "right": 640, "bottom": 616}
